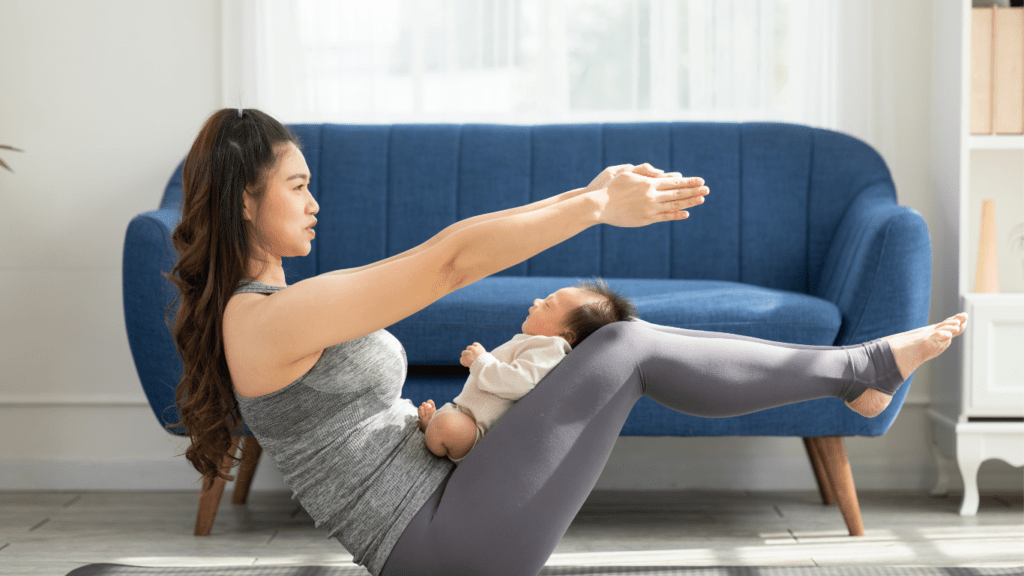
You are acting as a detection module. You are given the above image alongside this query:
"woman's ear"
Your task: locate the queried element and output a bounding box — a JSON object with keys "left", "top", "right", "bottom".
{"left": 241, "top": 190, "right": 255, "bottom": 223}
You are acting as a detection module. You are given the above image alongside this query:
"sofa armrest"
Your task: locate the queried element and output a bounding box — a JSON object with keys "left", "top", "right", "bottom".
{"left": 816, "top": 181, "right": 932, "bottom": 346}
{"left": 802, "top": 181, "right": 933, "bottom": 432}
{"left": 122, "top": 208, "right": 186, "bottom": 435}
{"left": 812, "top": 182, "right": 932, "bottom": 433}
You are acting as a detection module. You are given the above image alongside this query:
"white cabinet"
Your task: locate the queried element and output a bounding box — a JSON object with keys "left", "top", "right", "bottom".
{"left": 963, "top": 294, "right": 1024, "bottom": 413}
{"left": 929, "top": 294, "right": 1024, "bottom": 516}
{"left": 928, "top": 0, "right": 1024, "bottom": 516}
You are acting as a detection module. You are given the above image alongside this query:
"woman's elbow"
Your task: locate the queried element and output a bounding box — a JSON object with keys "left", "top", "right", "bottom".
{"left": 445, "top": 247, "right": 478, "bottom": 291}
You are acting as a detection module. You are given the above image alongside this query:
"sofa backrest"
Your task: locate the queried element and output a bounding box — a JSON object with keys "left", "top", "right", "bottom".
{"left": 161, "top": 122, "right": 894, "bottom": 295}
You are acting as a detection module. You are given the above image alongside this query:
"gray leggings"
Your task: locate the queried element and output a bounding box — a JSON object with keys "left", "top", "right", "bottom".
{"left": 382, "top": 320, "right": 904, "bottom": 576}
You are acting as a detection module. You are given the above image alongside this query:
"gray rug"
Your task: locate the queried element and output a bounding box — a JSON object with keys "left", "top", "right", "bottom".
{"left": 65, "top": 564, "right": 1023, "bottom": 576}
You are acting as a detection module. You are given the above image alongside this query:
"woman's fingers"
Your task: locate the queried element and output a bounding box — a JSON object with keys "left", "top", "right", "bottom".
{"left": 662, "top": 185, "right": 709, "bottom": 203}
{"left": 601, "top": 171, "right": 706, "bottom": 227}
{"left": 630, "top": 164, "right": 686, "bottom": 179}
{"left": 631, "top": 163, "right": 663, "bottom": 177}
{"left": 654, "top": 185, "right": 708, "bottom": 222}
{"left": 666, "top": 192, "right": 706, "bottom": 209}
{"left": 655, "top": 176, "right": 704, "bottom": 190}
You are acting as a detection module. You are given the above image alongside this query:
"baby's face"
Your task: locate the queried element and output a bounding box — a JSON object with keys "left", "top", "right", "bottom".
{"left": 522, "top": 287, "right": 601, "bottom": 340}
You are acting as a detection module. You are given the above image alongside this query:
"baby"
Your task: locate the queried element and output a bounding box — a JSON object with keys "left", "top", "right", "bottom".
{"left": 418, "top": 277, "right": 638, "bottom": 464}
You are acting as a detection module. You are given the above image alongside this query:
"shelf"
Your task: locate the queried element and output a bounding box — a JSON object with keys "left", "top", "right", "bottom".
{"left": 963, "top": 292, "right": 1024, "bottom": 300}
{"left": 969, "top": 135, "right": 1024, "bottom": 150}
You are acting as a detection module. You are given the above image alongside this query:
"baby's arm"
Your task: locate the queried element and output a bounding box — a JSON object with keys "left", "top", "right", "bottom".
{"left": 472, "top": 339, "right": 570, "bottom": 400}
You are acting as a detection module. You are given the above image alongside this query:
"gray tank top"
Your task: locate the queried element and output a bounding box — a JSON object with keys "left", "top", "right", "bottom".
{"left": 231, "top": 279, "right": 454, "bottom": 575}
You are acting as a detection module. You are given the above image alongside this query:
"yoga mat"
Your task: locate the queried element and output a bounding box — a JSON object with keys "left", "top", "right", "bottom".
{"left": 65, "top": 563, "right": 1023, "bottom": 576}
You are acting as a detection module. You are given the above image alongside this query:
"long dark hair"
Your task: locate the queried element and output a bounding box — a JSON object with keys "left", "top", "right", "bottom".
{"left": 162, "top": 108, "right": 298, "bottom": 491}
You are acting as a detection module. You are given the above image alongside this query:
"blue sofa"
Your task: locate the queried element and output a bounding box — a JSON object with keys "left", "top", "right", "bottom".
{"left": 123, "top": 122, "right": 932, "bottom": 536}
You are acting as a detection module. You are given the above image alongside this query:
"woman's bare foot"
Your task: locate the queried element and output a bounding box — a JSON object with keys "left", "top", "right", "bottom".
{"left": 845, "top": 313, "right": 968, "bottom": 418}
{"left": 418, "top": 400, "right": 436, "bottom": 432}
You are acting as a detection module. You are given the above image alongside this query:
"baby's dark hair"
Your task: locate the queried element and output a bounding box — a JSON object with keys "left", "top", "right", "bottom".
{"left": 560, "top": 277, "right": 639, "bottom": 347}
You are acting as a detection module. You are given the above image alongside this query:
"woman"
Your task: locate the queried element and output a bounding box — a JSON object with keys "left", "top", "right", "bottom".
{"left": 166, "top": 109, "right": 966, "bottom": 576}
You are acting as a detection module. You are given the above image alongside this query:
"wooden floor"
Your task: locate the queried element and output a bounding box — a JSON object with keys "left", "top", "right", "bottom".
{"left": 0, "top": 489, "right": 1021, "bottom": 575}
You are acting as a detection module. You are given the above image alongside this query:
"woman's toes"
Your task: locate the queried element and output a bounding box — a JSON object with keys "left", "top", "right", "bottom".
{"left": 944, "top": 313, "right": 968, "bottom": 335}
{"left": 922, "top": 329, "right": 953, "bottom": 363}
{"left": 948, "top": 314, "right": 968, "bottom": 336}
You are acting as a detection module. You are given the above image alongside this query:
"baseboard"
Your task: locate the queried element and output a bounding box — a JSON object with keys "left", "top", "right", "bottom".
{"left": 0, "top": 460, "right": 217, "bottom": 491}
{"left": 3, "top": 454, "right": 1020, "bottom": 492}
{"left": 593, "top": 452, "right": 1023, "bottom": 492}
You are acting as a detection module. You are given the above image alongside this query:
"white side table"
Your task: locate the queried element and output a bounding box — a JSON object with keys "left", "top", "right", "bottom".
{"left": 928, "top": 293, "right": 1024, "bottom": 516}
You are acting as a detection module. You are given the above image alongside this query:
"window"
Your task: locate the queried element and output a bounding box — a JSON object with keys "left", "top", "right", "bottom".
{"left": 235, "top": 0, "right": 838, "bottom": 126}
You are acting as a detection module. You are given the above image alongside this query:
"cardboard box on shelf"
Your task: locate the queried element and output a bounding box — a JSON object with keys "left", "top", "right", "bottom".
{"left": 971, "top": 6, "right": 1024, "bottom": 135}
{"left": 992, "top": 7, "right": 1023, "bottom": 134}
{"left": 971, "top": 7, "right": 994, "bottom": 134}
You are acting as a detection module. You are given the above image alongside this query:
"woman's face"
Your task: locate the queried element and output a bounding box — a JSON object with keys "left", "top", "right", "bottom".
{"left": 243, "top": 142, "right": 319, "bottom": 265}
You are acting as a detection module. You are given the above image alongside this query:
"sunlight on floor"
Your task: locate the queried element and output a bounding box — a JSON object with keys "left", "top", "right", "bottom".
{"left": 915, "top": 525, "right": 1024, "bottom": 540}
{"left": 110, "top": 557, "right": 257, "bottom": 567}
{"left": 546, "top": 548, "right": 728, "bottom": 567}
{"left": 252, "top": 556, "right": 356, "bottom": 567}
{"left": 111, "top": 554, "right": 357, "bottom": 567}
{"left": 546, "top": 529, "right": 1024, "bottom": 568}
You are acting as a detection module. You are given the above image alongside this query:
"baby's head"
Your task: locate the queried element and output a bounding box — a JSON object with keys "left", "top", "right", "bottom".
{"left": 521, "top": 277, "right": 638, "bottom": 347}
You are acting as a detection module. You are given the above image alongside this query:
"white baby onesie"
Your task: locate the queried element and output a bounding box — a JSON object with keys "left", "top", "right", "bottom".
{"left": 450, "top": 333, "right": 572, "bottom": 436}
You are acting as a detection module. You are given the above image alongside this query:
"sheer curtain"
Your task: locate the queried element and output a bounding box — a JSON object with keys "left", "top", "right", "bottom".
{"left": 228, "top": 0, "right": 840, "bottom": 127}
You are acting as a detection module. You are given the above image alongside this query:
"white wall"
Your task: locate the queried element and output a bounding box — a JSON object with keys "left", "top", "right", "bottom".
{"left": 0, "top": 0, "right": 1019, "bottom": 495}
{"left": 0, "top": 0, "right": 220, "bottom": 489}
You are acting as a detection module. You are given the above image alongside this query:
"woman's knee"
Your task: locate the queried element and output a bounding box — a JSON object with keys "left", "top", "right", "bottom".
{"left": 547, "top": 320, "right": 649, "bottom": 398}
{"left": 577, "top": 320, "right": 650, "bottom": 354}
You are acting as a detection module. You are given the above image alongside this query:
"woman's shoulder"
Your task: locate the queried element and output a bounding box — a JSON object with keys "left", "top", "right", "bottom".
{"left": 223, "top": 285, "right": 325, "bottom": 398}
{"left": 224, "top": 279, "right": 287, "bottom": 338}
{"left": 225, "top": 280, "right": 275, "bottom": 324}
{"left": 222, "top": 289, "right": 269, "bottom": 393}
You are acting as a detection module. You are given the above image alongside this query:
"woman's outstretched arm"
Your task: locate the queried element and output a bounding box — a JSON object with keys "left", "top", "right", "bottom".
{"left": 236, "top": 167, "right": 704, "bottom": 392}
{"left": 450, "top": 172, "right": 707, "bottom": 289}
{"left": 322, "top": 164, "right": 678, "bottom": 277}
{"left": 321, "top": 185, "right": 590, "bottom": 277}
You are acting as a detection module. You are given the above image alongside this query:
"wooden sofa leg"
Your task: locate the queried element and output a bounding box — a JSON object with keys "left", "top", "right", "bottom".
{"left": 816, "top": 436, "right": 865, "bottom": 536}
{"left": 803, "top": 437, "right": 836, "bottom": 505}
{"left": 231, "top": 435, "right": 262, "bottom": 505}
{"left": 194, "top": 435, "right": 241, "bottom": 536}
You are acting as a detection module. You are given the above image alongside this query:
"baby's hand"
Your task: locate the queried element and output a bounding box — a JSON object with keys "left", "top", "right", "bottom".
{"left": 460, "top": 342, "right": 487, "bottom": 367}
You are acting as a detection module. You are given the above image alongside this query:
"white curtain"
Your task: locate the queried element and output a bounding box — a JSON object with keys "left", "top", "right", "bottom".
{"left": 234, "top": 0, "right": 841, "bottom": 127}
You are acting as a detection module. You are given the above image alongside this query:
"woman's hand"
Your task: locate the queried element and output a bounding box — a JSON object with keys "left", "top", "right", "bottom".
{"left": 585, "top": 163, "right": 682, "bottom": 193}
{"left": 593, "top": 172, "right": 708, "bottom": 228}
{"left": 460, "top": 342, "right": 487, "bottom": 367}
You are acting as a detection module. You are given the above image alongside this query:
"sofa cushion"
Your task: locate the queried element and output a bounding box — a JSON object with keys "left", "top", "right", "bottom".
{"left": 389, "top": 276, "right": 842, "bottom": 365}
